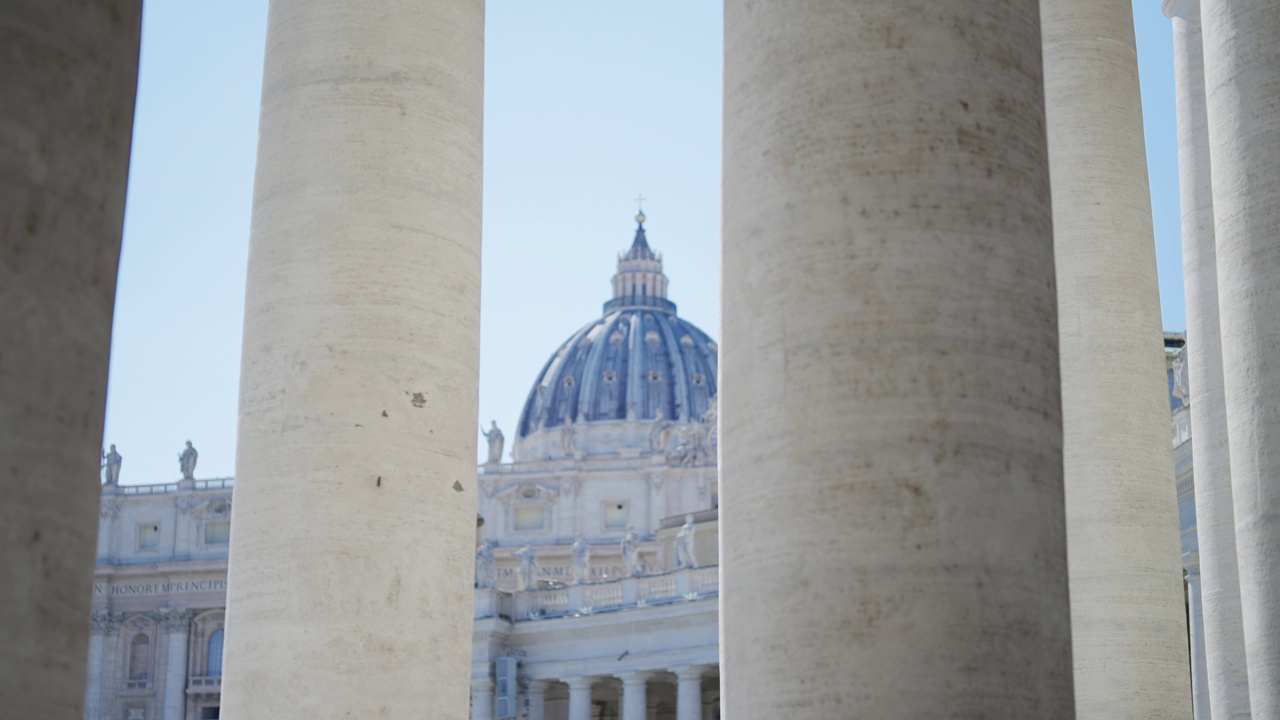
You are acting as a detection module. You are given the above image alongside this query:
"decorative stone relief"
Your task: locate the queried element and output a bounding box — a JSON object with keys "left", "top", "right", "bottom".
{"left": 157, "top": 608, "right": 194, "bottom": 633}
{"left": 91, "top": 609, "right": 123, "bottom": 636}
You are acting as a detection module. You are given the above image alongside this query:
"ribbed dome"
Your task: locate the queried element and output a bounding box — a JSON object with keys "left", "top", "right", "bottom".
{"left": 516, "top": 215, "right": 719, "bottom": 439}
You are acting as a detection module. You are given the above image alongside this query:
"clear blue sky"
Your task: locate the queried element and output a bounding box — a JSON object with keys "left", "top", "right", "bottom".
{"left": 101, "top": 1, "right": 1184, "bottom": 485}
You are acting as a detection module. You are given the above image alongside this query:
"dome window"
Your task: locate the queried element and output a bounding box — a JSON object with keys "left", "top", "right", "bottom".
{"left": 692, "top": 373, "right": 706, "bottom": 387}
{"left": 563, "top": 376, "right": 576, "bottom": 389}
{"left": 645, "top": 330, "right": 661, "bottom": 345}
{"left": 681, "top": 334, "right": 695, "bottom": 346}
{"left": 603, "top": 371, "right": 618, "bottom": 384}
{"left": 649, "top": 370, "right": 662, "bottom": 383}
{"left": 610, "top": 331, "right": 624, "bottom": 344}
{"left": 707, "top": 341, "right": 718, "bottom": 352}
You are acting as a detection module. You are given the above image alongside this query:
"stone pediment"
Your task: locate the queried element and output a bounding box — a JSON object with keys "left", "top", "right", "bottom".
{"left": 493, "top": 482, "right": 560, "bottom": 506}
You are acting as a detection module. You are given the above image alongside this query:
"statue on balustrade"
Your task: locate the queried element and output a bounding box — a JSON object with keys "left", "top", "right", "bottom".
{"left": 102, "top": 444, "right": 122, "bottom": 485}
{"left": 571, "top": 536, "right": 591, "bottom": 585}
{"left": 676, "top": 514, "right": 698, "bottom": 569}
{"left": 621, "top": 529, "right": 643, "bottom": 577}
{"left": 561, "top": 417, "right": 578, "bottom": 458}
{"left": 515, "top": 542, "right": 539, "bottom": 591}
{"left": 649, "top": 409, "right": 673, "bottom": 454}
{"left": 475, "top": 541, "right": 495, "bottom": 589}
{"left": 178, "top": 440, "right": 198, "bottom": 480}
{"left": 481, "top": 421, "right": 504, "bottom": 465}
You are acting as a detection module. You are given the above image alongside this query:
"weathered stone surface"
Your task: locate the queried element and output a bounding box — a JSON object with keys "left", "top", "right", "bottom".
{"left": 720, "top": 1, "right": 1073, "bottom": 715}
{"left": 220, "top": 1, "right": 484, "bottom": 717}
{"left": 1202, "top": 0, "right": 1280, "bottom": 715}
{"left": 0, "top": 1, "right": 140, "bottom": 716}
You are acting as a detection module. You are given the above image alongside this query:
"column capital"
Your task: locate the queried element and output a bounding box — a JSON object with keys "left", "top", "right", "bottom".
{"left": 526, "top": 679, "right": 550, "bottom": 692}
{"left": 90, "top": 610, "right": 122, "bottom": 636}
{"left": 672, "top": 665, "right": 709, "bottom": 682}
{"left": 156, "top": 608, "right": 194, "bottom": 633}
{"left": 1162, "top": 0, "right": 1197, "bottom": 21}
{"left": 618, "top": 671, "right": 654, "bottom": 685}
{"left": 564, "top": 676, "right": 597, "bottom": 691}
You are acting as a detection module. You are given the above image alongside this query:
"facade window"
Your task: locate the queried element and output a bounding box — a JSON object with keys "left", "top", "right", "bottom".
{"left": 137, "top": 524, "right": 159, "bottom": 551}
{"left": 603, "top": 502, "right": 629, "bottom": 530}
{"left": 204, "top": 521, "right": 230, "bottom": 545}
{"left": 128, "top": 633, "right": 151, "bottom": 682}
{"left": 513, "top": 506, "right": 546, "bottom": 532}
{"left": 207, "top": 629, "right": 224, "bottom": 677}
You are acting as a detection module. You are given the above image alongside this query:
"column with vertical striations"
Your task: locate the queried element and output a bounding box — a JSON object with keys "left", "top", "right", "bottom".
{"left": 1040, "top": 0, "right": 1192, "bottom": 715}
{"left": 720, "top": 0, "right": 1074, "bottom": 716}
{"left": 219, "top": 1, "right": 484, "bottom": 718}
{"left": 0, "top": 1, "right": 141, "bottom": 717}
{"left": 1166, "top": 0, "right": 1253, "bottom": 716}
{"left": 1202, "top": 0, "right": 1280, "bottom": 715}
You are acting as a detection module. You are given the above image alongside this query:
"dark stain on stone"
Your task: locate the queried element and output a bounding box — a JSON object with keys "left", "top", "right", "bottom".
{"left": 452, "top": 480, "right": 464, "bottom": 493}
{"left": 410, "top": 392, "right": 426, "bottom": 408}
{"left": 381, "top": 410, "right": 389, "bottom": 417}
{"left": 376, "top": 476, "right": 382, "bottom": 487}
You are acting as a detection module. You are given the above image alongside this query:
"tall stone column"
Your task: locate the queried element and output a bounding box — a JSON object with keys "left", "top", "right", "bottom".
{"left": 1201, "top": 1, "right": 1280, "bottom": 715}
{"left": 1040, "top": 0, "right": 1191, "bottom": 715}
{"left": 674, "top": 667, "right": 703, "bottom": 720}
{"left": 720, "top": 1, "right": 1074, "bottom": 716}
{"left": 1166, "top": 1, "right": 1253, "bottom": 717}
{"left": 620, "top": 672, "right": 650, "bottom": 720}
{"left": 219, "top": 1, "right": 484, "bottom": 718}
{"left": 566, "top": 678, "right": 594, "bottom": 720}
{"left": 85, "top": 611, "right": 118, "bottom": 720}
{"left": 470, "top": 679, "right": 494, "bottom": 720}
{"left": 1186, "top": 563, "right": 1213, "bottom": 720}
{"left": 526, "top": 680, "right": 548, "bottom": 720}
{"left": 0, "top": 2, "right": 141, "bottom": 717}
{"left": 160, "top": 609, "right": 192, "bottom": 720}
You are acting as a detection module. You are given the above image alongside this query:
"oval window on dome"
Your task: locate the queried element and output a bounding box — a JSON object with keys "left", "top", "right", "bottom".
{"left": 649, "top": 370, "right": 662, "bottom": 383}
{"left": 645, "top": 331, "right": 661, "bottom": 345}
{"left": 680, "top": 334, "right": 695, "bottom": 346}
{"left": 692, "top": 373, "right": 706, "bottom": 386}
{"left": 563, "top": 376, "right": 576, "bottom": 388}
{"left": 602, "top": 371, "right": 617, "bottom": 384}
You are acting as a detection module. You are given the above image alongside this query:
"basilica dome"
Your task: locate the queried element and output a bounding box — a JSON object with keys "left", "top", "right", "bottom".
{"left": 514, "top": 214, "right": 719, "bottom": 449}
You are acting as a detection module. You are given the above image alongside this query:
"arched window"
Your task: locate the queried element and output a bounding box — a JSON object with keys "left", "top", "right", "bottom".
{"left": 128, "top": 633, "right": 151, "bottom": 680}
{"left": 207, "top": 629, "right": 224, "bottom": 677}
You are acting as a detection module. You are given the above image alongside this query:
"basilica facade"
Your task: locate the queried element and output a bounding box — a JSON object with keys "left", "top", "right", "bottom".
{"left": 85, "top": 220, "right": 724, "bottom": 720}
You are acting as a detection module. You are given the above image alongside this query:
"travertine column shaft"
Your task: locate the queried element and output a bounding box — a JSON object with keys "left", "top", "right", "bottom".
{"left": 675, "top": 667, "right": 702, "bottom": 720}
{"left": 1040, "top": 0, "right": 1191, "bottom": 715}
{"left": 1166, "top": 1, "right": 1253, "bottom": 717}
{"left": 219, "top": 1, "right": 484, "bottom": 718}
{"left": 1187, "top": 566, "right": 1213, "bottom": 720}
{"left": 566, "top": 677, "right": 594, "bottom": 720}
{"left": 526, "top": 680, "right": 548, "bottom": 720}
{"left": 1201, "top": 1, "right": 1280, "bottom": 715}
{"left": 721, "top": 1, "right": 1073, "bottom": 716}
{"left": 0, "top": 1, "right": 140, "bottom": 716}
{"left": 161, "top": 612, "right": 191, "bottom": 720}
{"left": 620, "top": 672, "right": 650, "bottom": 720}
{"left": 471, "top": 679, "right": 494, "bottom": 720}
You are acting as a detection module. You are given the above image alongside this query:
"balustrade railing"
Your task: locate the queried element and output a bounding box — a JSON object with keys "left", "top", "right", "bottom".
{"left": 478, "top": 566, "right": 719, "bottom": 622}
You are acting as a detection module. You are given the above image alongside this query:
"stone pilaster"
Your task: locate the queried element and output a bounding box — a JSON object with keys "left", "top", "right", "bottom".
{"left": 85, "top": 611, "right": 121, "bottom": 720}
{"left": 0, "top": 1, "right": 140, "bottom": 716}
{"left": 1201, "top": 0, "right": 1280, "bottom": 715}
{"left": 219, "top": 1, "right": 484, "bottom": 717}
{"left": 1040, "top": 0, "right": 1191, "bottom": 714}
{"left": 1165, "top": 1, "right": 1253, "bottom": 717}
{"left": 525, "top": 680, "right": 548, "bottom": 720}
{"left": 720, "top": 0, "right": 1073, "bottom": 716}
{"left": 159, "top": 609, "right": 193, "bottom": 720}
{"left": 470, "top": 678, "right": 494, "bottom": 720}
